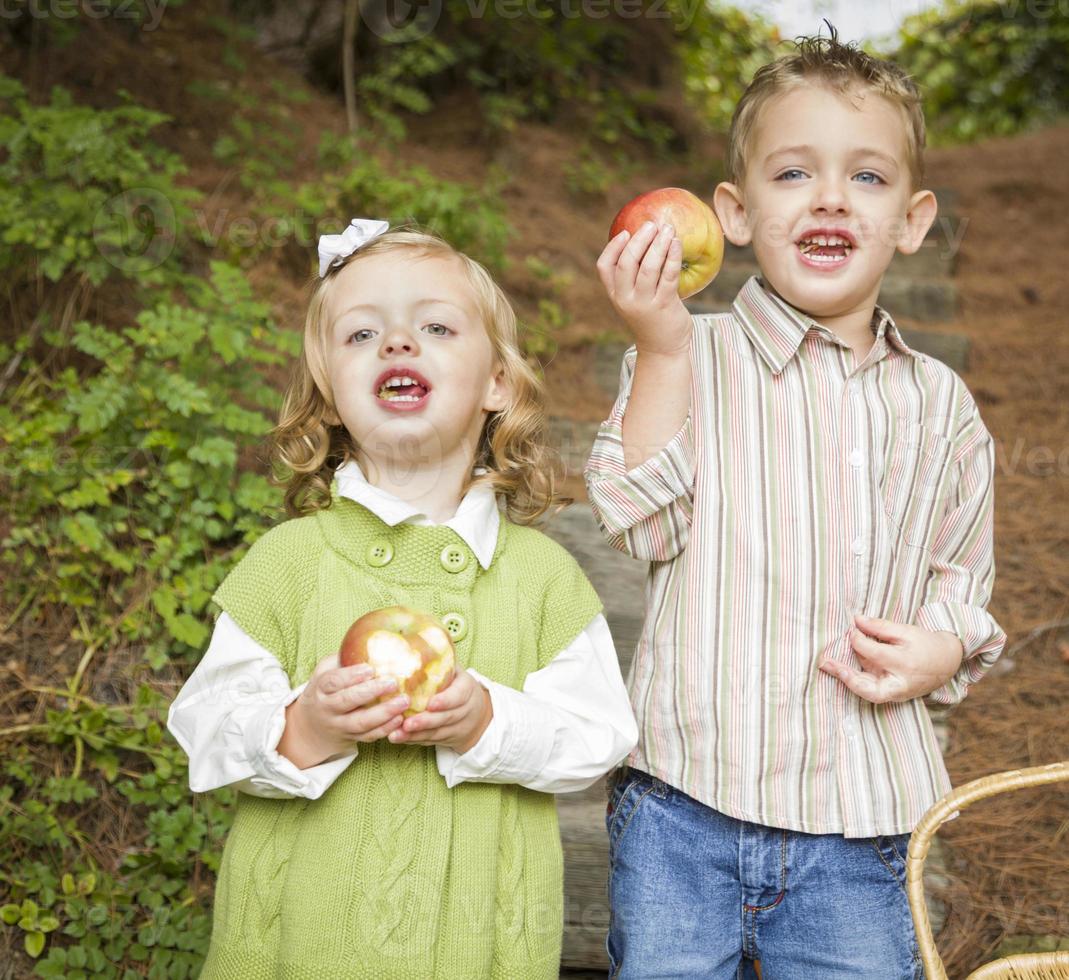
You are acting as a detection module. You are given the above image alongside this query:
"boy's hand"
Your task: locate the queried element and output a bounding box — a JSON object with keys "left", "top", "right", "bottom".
{"left": 820, "top": 613, "right": 964, "bottom": 704}
{"left": 597, "top": 221, "right": 692, "bottom": 356}
{"left": 277, "top": 654, "right": 409, "bottom": 769}
{"left": 387, "top": 666, "right": 493, "bottom": 755}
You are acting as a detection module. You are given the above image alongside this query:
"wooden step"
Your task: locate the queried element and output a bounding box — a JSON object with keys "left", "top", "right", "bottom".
{"left": 539, "top": 504, "right": 649, "bottom": 971}
{"left": 540, "top": 503, "right": 645, "bottom": 681}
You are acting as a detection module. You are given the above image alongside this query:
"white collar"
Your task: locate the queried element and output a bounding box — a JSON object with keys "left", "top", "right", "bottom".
{"left": 333, "top": 460, "right": 500, "bottom": 570}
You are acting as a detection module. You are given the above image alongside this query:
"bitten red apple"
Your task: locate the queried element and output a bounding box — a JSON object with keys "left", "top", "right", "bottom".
{"left": 609, "top": 187, "right": 725, "bottom": 299}
{"left": 339, "top": 606, "right": 456, "bottom": 717}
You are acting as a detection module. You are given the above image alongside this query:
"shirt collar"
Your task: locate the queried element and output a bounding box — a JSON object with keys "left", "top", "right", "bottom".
{"left": 332, "top": 460, "right": 501, "bottom": 570}
{"left": 731, "top": 275, "right": 919, "bottom": 375}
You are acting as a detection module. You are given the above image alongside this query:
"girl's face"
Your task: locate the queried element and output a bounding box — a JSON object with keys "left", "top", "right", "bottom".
{"left": 322, "top": 251, "right": 509, "bottom": 481}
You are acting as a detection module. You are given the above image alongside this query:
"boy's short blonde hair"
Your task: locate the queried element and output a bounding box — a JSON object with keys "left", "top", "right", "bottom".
{"left": 727, "top": 25, "right": 926, "bottom": 192}
{"left": 270, "top": 226, "right": 572, "bottom": 525}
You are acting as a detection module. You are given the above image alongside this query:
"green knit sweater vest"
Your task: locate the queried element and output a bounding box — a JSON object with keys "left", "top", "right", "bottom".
{"left": 198, "top": 485, "right": 603, "bottom": 980}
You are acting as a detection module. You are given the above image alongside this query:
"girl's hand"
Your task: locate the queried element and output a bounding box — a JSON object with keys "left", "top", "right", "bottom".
{"left": 387, "top": 666, "right": 493, "bottom": 755}
{"left": 277, "top": 653, "right": 410, "bottom": 769}
{"left": 596, "top": 221, "right": 692, "bottom": 357}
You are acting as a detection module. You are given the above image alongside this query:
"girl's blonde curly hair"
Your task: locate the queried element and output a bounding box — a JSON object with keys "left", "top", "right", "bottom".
{"left": 268, "top": 226, "right": 573, "bottom": 526}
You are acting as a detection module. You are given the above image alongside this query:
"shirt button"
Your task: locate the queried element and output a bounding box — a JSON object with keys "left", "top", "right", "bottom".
{"left": 439, "top": 544, "right": 469, "bottom": 573}
{"left": 851, "top": 537, "right": 865, "bottom": 556}
{"left": 442, "top": 613, "right": 468, "bottom": 642}
{"left": 849, "top": 448, "right": 865, "bottom": 467}
{"left": 365, "top": 539, "right": 394, "bottom": 567}
{"left": 847, "top": 380, "right": 860, "bottom": 396}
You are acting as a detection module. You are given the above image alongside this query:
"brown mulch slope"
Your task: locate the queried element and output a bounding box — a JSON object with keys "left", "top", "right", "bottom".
{"left": 915, "top": 123, "right": 1069, "bottom": 976}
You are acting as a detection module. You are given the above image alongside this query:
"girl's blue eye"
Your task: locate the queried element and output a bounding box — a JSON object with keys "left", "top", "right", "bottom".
{"left": 349, "top": 329, "right": 374, "bottom": 343}
{"left": 424, "top": 323, "right": 450, "bottom": 336}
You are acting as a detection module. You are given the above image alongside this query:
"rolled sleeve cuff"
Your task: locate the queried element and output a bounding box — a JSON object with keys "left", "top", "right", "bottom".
{"left": 917, "top": 601, "right": 1007, "bottom": 707}
{"left": 237, "top": 683, "right": 358, "bottom": 799}
{"left": 585, "top": 413, "right": 694, "bottom": 509}
{"left": 436, "top": 669, "right": 550, "bottom": 788}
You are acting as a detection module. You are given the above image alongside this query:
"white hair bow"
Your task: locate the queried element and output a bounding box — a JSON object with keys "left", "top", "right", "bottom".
{"left": 317, "top": 218, "right": 390, "bottom": 277}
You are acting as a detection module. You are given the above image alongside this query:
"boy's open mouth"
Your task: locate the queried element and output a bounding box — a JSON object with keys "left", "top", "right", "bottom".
{"left": 796, "top": 230, "right": 855, "bottom": 265}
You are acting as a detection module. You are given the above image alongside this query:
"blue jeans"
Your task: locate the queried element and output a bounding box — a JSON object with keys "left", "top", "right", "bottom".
{"left": 605, "top": 767, "right": 922, "bottom": 979}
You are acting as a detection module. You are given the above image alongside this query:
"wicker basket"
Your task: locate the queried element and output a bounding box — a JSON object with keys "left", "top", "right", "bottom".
{"left": 906, "top": 761, "right": 1069, "bottom": 979}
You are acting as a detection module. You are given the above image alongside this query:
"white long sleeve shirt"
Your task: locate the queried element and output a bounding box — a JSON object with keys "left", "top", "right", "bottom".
{"left": 167, "top": 461, "right": 637, "bottom": 800}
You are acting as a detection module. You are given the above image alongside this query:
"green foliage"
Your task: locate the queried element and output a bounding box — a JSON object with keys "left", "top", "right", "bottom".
{"left": 0, "top": 76, "right": 198, "bottom": 287}
{"left": 0, "top": 260, "right": 295, "bottom": 666}
{"left": 355, "top": 34, "right": 459, "bottom": 142}
{"left": 260, "top": 136, "right": 512, "bottom": 272}
{"left": 675, "top": 3, "right": 783, "bottom": 133}
{"left": 891, "top": 0, "right": 1069, "bottom": 144}
{"left": 0, "top": 73, "right": 299, "bottom": 975}
{"left": 563, "top": 146, "right": 615, "bottom": 198}
{"left": 0, "top": 685, "right": 230, "bottom": 976}
{"left": 197, "top": 81, "right": 305, "bottom": 194}
{"left": 344, "top": 1, "right": 686, "bottom": 152}
{"left": 521, "top": 257, "right": 575, "bottom": 358}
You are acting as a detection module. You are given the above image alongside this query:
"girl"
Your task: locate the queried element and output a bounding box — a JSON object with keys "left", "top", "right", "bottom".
{"left": 167, "top": 220, "right": 637, "bottom": 979}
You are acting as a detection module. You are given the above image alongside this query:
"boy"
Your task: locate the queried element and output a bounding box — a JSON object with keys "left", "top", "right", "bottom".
{"left": 585, "top": 28, "right": 1005, "bottom": 979}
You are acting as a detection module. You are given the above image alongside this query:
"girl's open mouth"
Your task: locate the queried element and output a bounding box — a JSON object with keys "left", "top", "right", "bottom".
{"left": 376, "top": 374, "right": 431, "bottom": 412}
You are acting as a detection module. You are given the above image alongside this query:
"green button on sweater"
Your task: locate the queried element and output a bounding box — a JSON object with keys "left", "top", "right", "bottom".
{"left": 198, "top": 485, "right": 603, "bottom": 979}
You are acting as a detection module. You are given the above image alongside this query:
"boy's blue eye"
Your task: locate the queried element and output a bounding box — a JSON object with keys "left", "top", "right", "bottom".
{"left": 777, "top": 169, "right": 805, "bottom": 181}
{"left": 855, "top": 171, "right": 884, "bottom": 185}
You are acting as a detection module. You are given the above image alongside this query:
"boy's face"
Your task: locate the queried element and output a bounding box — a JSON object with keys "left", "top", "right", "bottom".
{"left": 713, "top": 83, "right": 937, "bottom": 322}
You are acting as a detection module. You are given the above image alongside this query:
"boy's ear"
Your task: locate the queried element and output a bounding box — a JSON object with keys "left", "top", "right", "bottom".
{"left": 897, "top": 189, "right": 939, "bottom": 255}
{"left": 483, "top": 360, "right": 510, "bottom": 414}
{"left": 713, "top": 182, "right": 753, "bottom": 247}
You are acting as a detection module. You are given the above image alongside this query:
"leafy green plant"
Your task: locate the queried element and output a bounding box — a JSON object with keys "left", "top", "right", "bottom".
{"left": 1, "top": 260, "right": 296, "bottom": 666}
{"left": 891, "top": 0, "right": 1069, "bottom": 144}
{"left": 0, "top": 75, "right": 198, "bottom": 288}
{"left": 0, "top": 71, "right": 299, "bottom": 975}
{"left": 260, "top": 138, "right": 513, "bottom": 273}
{"left": 355, "top": 34, "right": 459, "bottom": 142}
{"left": 675, "top": 3, "right": 783, "bottom": 134}
{"left": 1, "top": 685, "right": 229, "bottom": 975}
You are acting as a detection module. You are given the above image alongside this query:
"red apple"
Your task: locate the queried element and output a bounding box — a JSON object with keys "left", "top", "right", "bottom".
{"left": 339, "top": 605, "right": 456, "bottom": 716}
{"left": 609, "top": 187, "right": 724, "bottom": 299}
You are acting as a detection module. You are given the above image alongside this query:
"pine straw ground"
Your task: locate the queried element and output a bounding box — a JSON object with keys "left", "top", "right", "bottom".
{"left": 901, "top": 122, "right": 1069, "bottom": 976}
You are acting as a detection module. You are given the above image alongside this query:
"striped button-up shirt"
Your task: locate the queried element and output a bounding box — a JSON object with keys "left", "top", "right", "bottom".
{"left": 584, "top": 275, "right": 1006, "bottom": 837}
